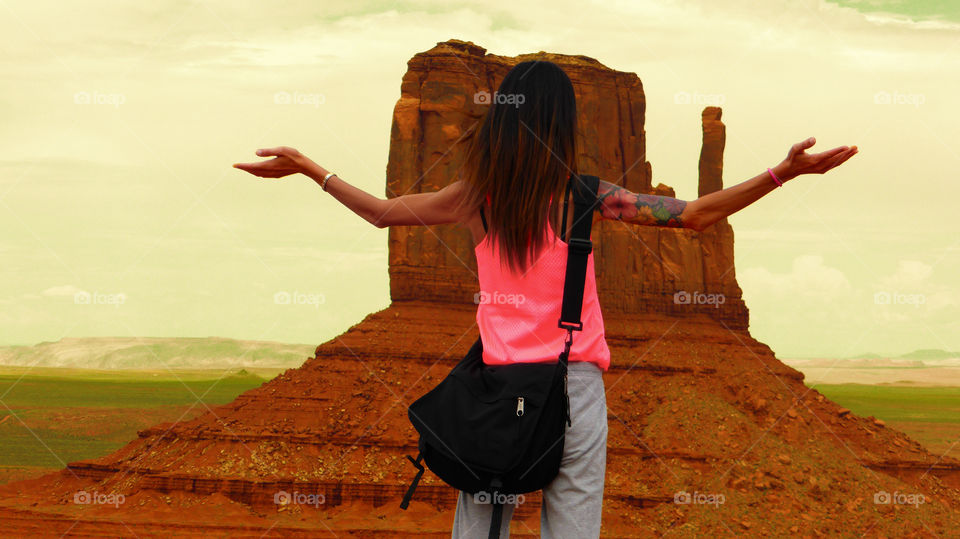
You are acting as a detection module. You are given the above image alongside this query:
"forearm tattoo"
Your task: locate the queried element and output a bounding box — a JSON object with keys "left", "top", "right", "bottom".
{"left": 596, "top": 180, "right": 686, "bottom": 228}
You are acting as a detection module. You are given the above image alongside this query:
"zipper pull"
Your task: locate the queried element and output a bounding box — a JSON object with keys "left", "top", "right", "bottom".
{"left": 516, "top": 396, "right": 525, "bottom": 417}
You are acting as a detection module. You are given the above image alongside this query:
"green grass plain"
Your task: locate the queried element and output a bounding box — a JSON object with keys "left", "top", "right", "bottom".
{"left": 809, "top": 383, "right": 960, "bottom": 423}
{"left": 1, "top": 370, "right": 958, "bottom": 485}
{"left": 0, "top": 367, "right": 276, "bottom": 484}
{"left": 810, "top": 383, "right": 960, "bottom": 460}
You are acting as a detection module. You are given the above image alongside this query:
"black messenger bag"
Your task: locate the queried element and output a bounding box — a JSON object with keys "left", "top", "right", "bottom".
{"left": 399, "top": 174, "right": 600, "bottom": 539}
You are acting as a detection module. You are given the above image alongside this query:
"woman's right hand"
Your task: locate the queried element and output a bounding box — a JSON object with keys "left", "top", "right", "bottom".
{"left": 233, "top": 146, "right": 317, "bottom": 179}
{"left": 776, "top": 137, "right": 858, "bottom": 182}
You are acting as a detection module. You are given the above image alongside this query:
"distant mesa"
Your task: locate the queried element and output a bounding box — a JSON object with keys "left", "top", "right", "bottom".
{"left": 0, "top": 336, "right": 315, "bottom": 370}
{"left": 846, "top": 349, "right": 960, "bottom": 361}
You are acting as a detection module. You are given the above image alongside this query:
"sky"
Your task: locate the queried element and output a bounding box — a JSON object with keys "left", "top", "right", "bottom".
{"left": 0, "top": 0, "right": 957, "bottom": 358}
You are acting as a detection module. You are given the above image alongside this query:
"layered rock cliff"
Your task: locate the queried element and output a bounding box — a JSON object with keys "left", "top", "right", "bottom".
{"left": 387, "top": 40, "right": 746, "bottom": 329}
{"left": 0, "top": 39, "right": 958, "bottom": 538}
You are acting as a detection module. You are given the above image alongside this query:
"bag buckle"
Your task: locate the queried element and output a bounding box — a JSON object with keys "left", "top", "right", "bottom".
{"left": 566, "top": 237, "right": 592, "bottom": 255}
{"left": 558, "top": 319, "right": 583, "bottom": 331}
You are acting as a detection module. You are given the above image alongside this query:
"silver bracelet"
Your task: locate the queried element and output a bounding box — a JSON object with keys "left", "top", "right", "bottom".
{"left": 321, "top": 172, "right": 336, "bottom": 191}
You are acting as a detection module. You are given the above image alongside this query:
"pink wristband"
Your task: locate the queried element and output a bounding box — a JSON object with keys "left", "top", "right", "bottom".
{"left": 767, "top": 167, "right": 783, "bottom": 187}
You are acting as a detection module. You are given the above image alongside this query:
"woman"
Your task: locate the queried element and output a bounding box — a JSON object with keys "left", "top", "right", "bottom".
{"left": 234, "top": 60, "right": 857, "bottom": 538}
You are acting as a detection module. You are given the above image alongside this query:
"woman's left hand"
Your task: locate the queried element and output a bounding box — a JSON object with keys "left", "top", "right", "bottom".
{"left": 233, "top": 146, "right": 318, "bottom": 179}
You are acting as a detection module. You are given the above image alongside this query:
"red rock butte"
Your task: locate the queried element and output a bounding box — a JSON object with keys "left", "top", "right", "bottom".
{"left": 1, "top": 39, "right": 959, "bottom": 537}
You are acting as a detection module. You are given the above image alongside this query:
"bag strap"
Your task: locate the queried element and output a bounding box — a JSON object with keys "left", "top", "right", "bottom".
{"left": 556, "top": 174, "right": 598, "bottom": 427}
{"left": 557, "top": 174, "right": 600, "bottom": 339}
{"left": 559, "top": 176, "right": 573, "bottom": 242}
{"left": 488, "top": 502, "right": 504, "bottom": 539}
{"left": 399, "top": 452, "right": 425, "bottom": 510}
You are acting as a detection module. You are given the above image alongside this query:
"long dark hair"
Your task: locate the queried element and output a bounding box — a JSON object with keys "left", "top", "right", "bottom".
{"left": 456, "top": 60, "right": 579, "bottom": 275}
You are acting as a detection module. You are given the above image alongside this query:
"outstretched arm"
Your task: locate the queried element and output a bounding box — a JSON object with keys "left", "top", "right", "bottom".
{"left": 683, "top": 164, "right": 790, "bottom": 231}
{"left": 233, "top": 146, "right": 465, "bottom": 227}
{"left": 599, "top": 137, "right": 858, "bottom": 232}
{"left": 234, "top": 138, "right": 858, "bottom": 231}
{"left": 306, "top": 168, "right": 466, "bottom": 228}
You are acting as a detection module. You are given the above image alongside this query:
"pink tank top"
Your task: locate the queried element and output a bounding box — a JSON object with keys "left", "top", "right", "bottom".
{"left": 474, "top": 191, "right": 611, "bottom": 371}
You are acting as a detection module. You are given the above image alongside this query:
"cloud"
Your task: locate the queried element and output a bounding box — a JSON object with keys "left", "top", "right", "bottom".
{"left": 741, "top": 254, "right": 853, "bottom": 299}
{"left": 742, "top": 253, "right": 959, "bottom": 355}
{"left": 40, "top": 285, "right": 86, "bottom": 297}
{"left": 879, "top": 259, "right": 933, "bottom": 287}
{"left": 861, "top": 11, "right": 960, "bottom": 31}
{"left": 873, "top": 260, "right": 957, "bottom": 314}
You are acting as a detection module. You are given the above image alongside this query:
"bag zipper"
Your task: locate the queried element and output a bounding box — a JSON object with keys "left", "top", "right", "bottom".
{"left": 516, "top": 396, "right": 525, "bottom": 417}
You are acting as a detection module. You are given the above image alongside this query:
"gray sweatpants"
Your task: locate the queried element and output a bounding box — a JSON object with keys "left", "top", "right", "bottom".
{"left": 451, "top": 360, "right": 608, "bottom": 538}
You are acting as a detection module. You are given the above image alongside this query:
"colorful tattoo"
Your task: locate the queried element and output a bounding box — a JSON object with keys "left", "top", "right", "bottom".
{"left": 596, "top": 180, "right": 687, "bottom": 228}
